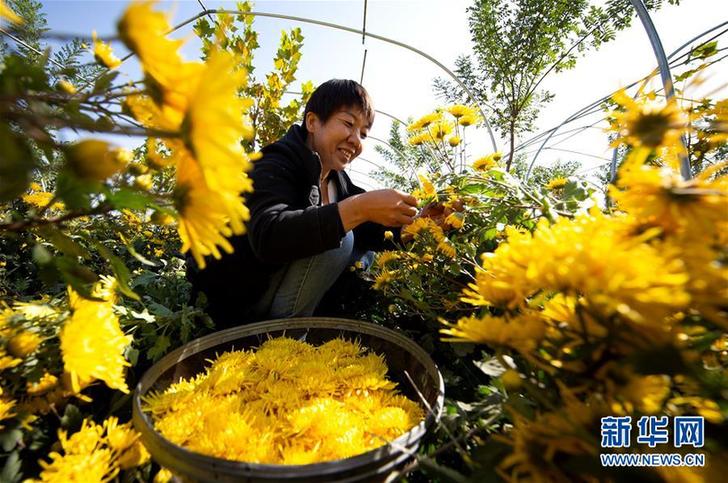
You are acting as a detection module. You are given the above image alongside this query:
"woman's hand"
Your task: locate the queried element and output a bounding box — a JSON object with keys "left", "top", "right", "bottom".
{"left": 338, "top": 189, "right": 418, "bottom": 231}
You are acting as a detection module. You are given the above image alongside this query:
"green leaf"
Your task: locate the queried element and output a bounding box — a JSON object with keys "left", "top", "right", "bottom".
{"left": 0, "top": 449, "right": 21, "bottom": 483}
{"left": 92, "top": 70, "right": 119, "bottom": 94}
{"left": 109, "top": 391, "right": 133, "bottom": 413}
{"left": 55, "top": 171, "right": 98, "bottom": 210}
{"left": 416, "top": 455, "right": 469, "bottom": 483}
{"left": 116, "top": 230, "right": 157, "bottom": 267}
{"left": 106, "top": 187, "right": 157, "bottom": 211}
{"left": 0, "top": 428, "right": 22, "bottom": 452}
{"left": 675, "top": 68, "right": 699, "bottom": 83}
{"left": 60, "top": 404, "right": 82, "bottom": 430}
{"left": 0, "top": 124, "right": 34, "bottom": 202}
{"left": 37, "top": 226, "right": 91, "bottom": 260}
{"left": 126, "top": 347, "right": 140, "bottom": 366}
{"left": 130, "top": 309, "right": 155, "bottom": 323}
{"left": 474, "top": 356, "right": 507, "bottom": 377}
{"left": 147, "top": 334, "right": 171, "bottom": 362}
{"left": 54, "top": 255, "right": 98, "bottom": 299}
{"left": 691, "top": 40, "right": 718, "bottom": 60}
{"left": 91, "top": 241, "right": 140, "bottom": 301}
{"left": 194, "top": 18, "right": 214, "bottom": 38}
{"left": 32, "top": 244, "right": 53, "bottom": 265}
{"left": 148, "top": 302, "right": 173, "bottom": 317}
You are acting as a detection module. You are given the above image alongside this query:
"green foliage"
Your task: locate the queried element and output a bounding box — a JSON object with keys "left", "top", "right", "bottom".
{"left": 195, "top": 1, "right": 314, "bottom": 150}
{"left": 510, "top": 156, "right": 581, "bottom": 189}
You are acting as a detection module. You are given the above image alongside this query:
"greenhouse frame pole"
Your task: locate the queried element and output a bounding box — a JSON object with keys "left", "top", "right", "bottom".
{"left": 524, "top": 1, "right": 693, "bottom": 182}
{"left": 624, "top": 0, "right": 691, "bottom": 179}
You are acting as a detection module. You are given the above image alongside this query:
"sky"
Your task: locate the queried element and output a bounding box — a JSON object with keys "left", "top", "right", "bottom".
{"left": 24, "top": 0, "right": 728, "bottom": 188}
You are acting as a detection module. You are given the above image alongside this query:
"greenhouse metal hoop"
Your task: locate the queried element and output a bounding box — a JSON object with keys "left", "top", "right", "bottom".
{"left": 171, "top": 8, "right": 500, "bottom": 153}
{"left": 4, "top": 4, "right": 725, "bottom": 185}
{"left": 523, "top": 7, "right": 728, "bottom": 182}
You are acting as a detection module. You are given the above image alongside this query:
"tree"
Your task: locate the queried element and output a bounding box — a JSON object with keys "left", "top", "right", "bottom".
{"left": 434, "top": 0, "right": 680, "bottom": 172}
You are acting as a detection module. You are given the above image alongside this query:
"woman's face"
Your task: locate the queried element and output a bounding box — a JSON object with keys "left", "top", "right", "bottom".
{"left": 305, "top": 107, "right": 370, "bottom": 174}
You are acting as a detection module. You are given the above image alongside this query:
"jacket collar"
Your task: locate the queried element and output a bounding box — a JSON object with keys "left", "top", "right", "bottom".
{"left": 281, "top": 124, "right": 321, "bottom": 184}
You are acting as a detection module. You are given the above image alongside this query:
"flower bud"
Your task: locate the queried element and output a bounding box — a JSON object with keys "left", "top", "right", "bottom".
{"left": 7, "top": 331, "right": 42, "bottom": 358}
{"left": 133, "top": 174, "right": 153, "bottom": 191}
{"left": 57, "top": 80, "right": 77, "bottom": 95}
{"left": 151, "top": 210, "right": 175, "bottom": 226}
{"left": 501, "top": 369, "right": 523, "bottom": 391}
{"left": 66, "top": 140, "right": 129, "bottom": 180}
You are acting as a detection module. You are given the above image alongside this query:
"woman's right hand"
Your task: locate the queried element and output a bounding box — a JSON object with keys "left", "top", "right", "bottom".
{"left": 359, "top": 189, "right": 418, "bottom": 226}
{"left": 338, "top": 189, "right": 418, "bottom": 231}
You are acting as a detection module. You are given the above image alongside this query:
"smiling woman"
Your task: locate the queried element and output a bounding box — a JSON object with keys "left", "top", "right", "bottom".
{"left": 187, "top": 79, "right": 419, "bottom": 327}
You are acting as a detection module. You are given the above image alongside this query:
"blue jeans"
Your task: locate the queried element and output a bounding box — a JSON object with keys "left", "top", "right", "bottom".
{"left": 254, "top": 230, "right": 359, "bottom": 319}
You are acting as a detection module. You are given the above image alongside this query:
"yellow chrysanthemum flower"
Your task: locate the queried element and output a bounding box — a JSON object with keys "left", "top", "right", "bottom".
{"left": 447, "top": 135, "right": 461, "bottom": 147}
{"left": 0, "top": 348, "right": 22, "bottom": 371}
{"left": 92, "top": 31, "right": 121, "bottom": 69}
{"left": 38, "top": 422, "right": 116, "bottom": 483}
{"left": 123, "top": 94, "right": 180, "bottom": 133}
{"left": 26, "top": 373, "right": 59, "bottom": 396}
{"left": 65, "top": 140, "right": 130, "bottom": 181}
{"left": 37, "top": 417, "right": 148, "bottom": 482}
{"left": 375, "top": 251, "right": 400, "bottom": 267}
{"left": 546, "top": 177, "right": 568, "bottom": 190}
{"left": 465, "top": 212, "right": 690, "bottom": 325}
{"left": 174, "top": 151, "right": 245, "bottom": 270}
{"left": 610, "top": 160, "right": 728, "bottom": 237}
{"left": 411, "top": 173, "right": 437, "bottom": 201}
{"left": 444, "top": 212, "right": 464, "bottom": 229}
{"left": 118, "top": 0, "right": 185, "bottom": 92}
{"left": 610, "top": 374, "right": 671, "bottom": 415}
{"left": 496, "top": 391, "right": 605, "bottom": 481}
{"left": 407, "top": 132, "right": 429, "bottom": 146}
{"left": 0, "top": 0, "right": 23, "bottom": 25}
{"left": 0, "top": 391, "right": 15, "bottom": 429}
{"left": 407, "top": 111, "right": 442, "bottom": 132}
{"left": 472, "top": 152, "right": 502, "bottom": 171}
{"left": 436, "top": 240, "right": 456, "bottom": 258}
{"left": 182, "top": 50, "right": 254, "bottom": 234}
{"left": 402, "top": 217, "right": 446, "bottom": 243}
{"left": 427, "top": 120, "right": 454, "bottom": 141}
{"left": 441, "top": 312, "right": 548, "bottom": 352}
{"left": 6, "top": 330, "right": 42, "bottom": 358}
{"left": 667, "top": 396, "right": 724, "bottom": 424}
{"left": 610, "top": 89, "right": 685, "bottom": 149}
{"left": 144, "top": 337, "right": 423, "bottom": 464}
{"left": 154, "top": 468, "right": 174, "bottom": 483}
{"left": 21, "top": 191, "right": 65, "bottom": 211}
{"left": 61, "top": 281, "right": 132, "bottom": 394}
{"left": 446, "top": 104, "right": 477, "bottom": 119}
{"left": 458, "top": 113, "right": 479, "bottom": 127}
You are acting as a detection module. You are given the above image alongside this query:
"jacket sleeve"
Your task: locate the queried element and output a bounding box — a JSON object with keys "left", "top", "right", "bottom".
{"left": 247, "top": 154, "right": 345, "bottom": 264}
{"left": 343, "top": 175, "right": 402, "bottom": 252}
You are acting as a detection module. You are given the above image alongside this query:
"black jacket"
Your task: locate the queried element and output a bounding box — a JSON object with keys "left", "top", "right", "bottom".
{"left": 188, "top": 124, "right": 396, "bottom": 326}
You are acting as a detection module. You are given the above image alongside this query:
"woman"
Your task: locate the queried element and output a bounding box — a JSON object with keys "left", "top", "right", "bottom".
{"left": 188, "top": 79, "right": 417, "bottom": 327}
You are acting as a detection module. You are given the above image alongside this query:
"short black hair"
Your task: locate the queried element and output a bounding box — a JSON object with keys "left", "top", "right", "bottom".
{"left": 303, "top": 79, "right": 374, "bottom": 128}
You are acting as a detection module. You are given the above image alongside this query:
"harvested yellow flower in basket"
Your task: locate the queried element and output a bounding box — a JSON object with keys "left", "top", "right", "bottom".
{"left": 143, "top": 336, "right": 424, "bottom": 464}
{"left": 133, "top": 318, "right": 444, "bottom": 481}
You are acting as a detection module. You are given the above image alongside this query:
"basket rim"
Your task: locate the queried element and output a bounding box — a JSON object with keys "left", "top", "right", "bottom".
{"left": 132, "top": 317, "right": 445, "bottom": 477}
